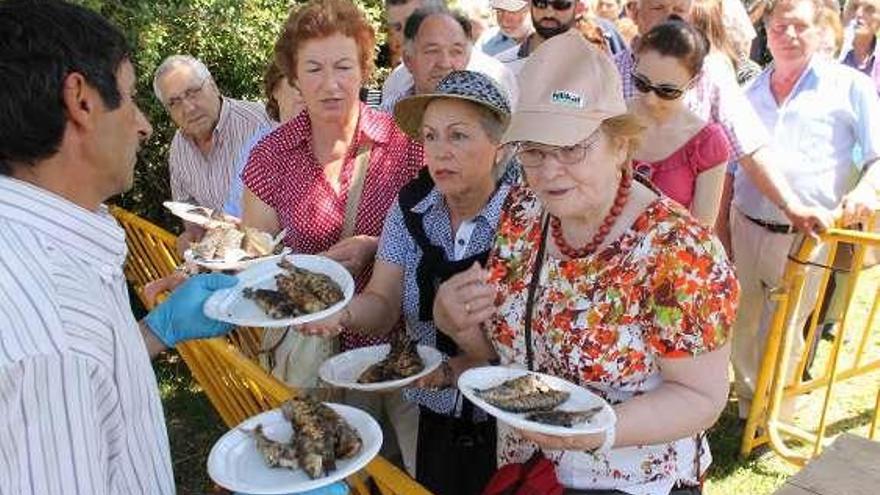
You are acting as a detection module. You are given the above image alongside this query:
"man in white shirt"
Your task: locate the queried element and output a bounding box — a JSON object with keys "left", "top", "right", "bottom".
{"left": 730, "top": 0, "right": 880, "bottom": 418}
{"left": 476, "top": 0, "right": 534, "bottom": 56}
{"left": 0, "top": 2, "right": 242, "bottom": 493}
{"left": 381, "top": 3, "right": 519, "bottom": 111}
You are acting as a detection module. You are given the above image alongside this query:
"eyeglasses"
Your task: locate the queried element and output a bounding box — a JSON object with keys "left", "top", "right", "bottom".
{"left": 532, "top": 0, "right": 574, "bottom": 11}
{"left": 166, "top": 79, "right": 207, "bottom": 110}
{"left": 631, "top": 72, "right": 693, "bottom": 100}
{"left": 514, "top": 131, "right": 601, "bottom": 169}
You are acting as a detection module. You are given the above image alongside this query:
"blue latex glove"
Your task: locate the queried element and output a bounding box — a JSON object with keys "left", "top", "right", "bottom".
{"left": 235, "top": 481, "right": 349, "bottom": 495}
{"left": 144, "top": 273, "right": 237, "bottom": 347}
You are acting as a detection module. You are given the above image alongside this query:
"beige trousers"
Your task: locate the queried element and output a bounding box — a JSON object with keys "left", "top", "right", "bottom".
{"left": 343, "top": 389, "right": 419, "bottom": 477}
{"left": 730, "top": 208, "right": 826, "bottom": 418}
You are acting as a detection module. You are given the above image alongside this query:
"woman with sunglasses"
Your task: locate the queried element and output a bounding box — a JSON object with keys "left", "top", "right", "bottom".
{"left": 630, "top": 20, "right": 731, "bottom": 226}
{"left": 435, "top": 31, "right": 738, "bottom": 494}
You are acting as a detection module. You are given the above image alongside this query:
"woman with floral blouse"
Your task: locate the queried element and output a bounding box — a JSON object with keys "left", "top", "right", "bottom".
{"left": 434, "top": 31, "right": 739, "bottom": 494}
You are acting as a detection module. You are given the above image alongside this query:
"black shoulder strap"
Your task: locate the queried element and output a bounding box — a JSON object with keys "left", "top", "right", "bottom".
{"left": 523, "top": 215, "right": 550, "bottom": 371}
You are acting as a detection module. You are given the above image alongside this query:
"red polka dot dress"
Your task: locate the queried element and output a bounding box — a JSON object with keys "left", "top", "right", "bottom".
{"left": 243, "top": 104, "right": 424, "bottom": 350}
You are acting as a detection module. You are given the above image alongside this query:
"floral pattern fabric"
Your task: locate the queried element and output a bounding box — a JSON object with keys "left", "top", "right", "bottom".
{"left": 486, "top": 186, "right": 739, "bottom": 494}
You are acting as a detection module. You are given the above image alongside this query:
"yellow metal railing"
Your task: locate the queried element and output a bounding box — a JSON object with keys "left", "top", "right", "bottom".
{"left": 109, "top": 205, "right": 431, "bottom": 495}
{"left": 740, "top": 215, "right": 880, "bottom": 465}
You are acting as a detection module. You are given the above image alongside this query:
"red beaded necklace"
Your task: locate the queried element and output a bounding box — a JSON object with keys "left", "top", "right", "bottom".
{"left": 550, "top": 169, "right": 632, "bottom": 259}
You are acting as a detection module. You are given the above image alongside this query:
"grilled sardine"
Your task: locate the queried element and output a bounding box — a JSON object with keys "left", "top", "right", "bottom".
{"left": 244, "top": 424, "right": 298, "bottom": 469}
{"left": 475, "top": 374, "right": 570, "bottom": 413}
{"left": 243, "top": 288, "right": 301, "bottom": 318}
{"left": 525, "top": 407, "right": 603, "bottom": 427}
{"left": 356, "top": 332, "right": 424, "bottom": 383}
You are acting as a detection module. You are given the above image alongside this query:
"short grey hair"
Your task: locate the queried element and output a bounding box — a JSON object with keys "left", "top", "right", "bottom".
{"left": 152, "top": 54, "right": 212, "bottom": 104}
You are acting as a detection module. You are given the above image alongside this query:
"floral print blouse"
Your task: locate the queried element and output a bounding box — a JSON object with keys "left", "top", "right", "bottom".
{"left": 486, "top": 186, "right": 739, "bottom": 494}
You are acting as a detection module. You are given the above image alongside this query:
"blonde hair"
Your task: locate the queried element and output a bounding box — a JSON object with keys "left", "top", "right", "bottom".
{"left": 600, "top": 112, "right": 647, "bottom": 167}
{"left": 816, "top": 6, "right": 844, "bottom": 58}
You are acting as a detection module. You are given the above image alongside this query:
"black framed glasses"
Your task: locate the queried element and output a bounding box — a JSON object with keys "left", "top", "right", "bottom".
{"left": 532, "top": 0, "right": 575, "bottom": 11}
{"left": 631, "top": 72, "right": 693, "bottom": 100}
{"left": 514, "top": 131, "right": 601, "bottom": 169}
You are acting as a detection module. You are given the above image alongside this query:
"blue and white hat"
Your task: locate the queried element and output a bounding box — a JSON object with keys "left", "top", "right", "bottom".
{"left": 393, "top": 70, "right": 511, "bottom": 140}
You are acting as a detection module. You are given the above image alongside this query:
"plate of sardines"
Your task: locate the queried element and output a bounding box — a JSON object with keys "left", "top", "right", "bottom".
{"left": 458, "top": 367, "right": 616, "bottom": 437}
{"left": 163, "top": 200, "right": 239, "bottom": 228}
{"left": 203, "top": 254, "right": 355, "bottom": 327}
{"left": 184, "top": 225, "right": 287, "bottom": 272}
{"left": 318, "top": 330, "right": 443, "bottom": 392}
{"left": 207, "top": 397, "right": 382, "bottom": 494}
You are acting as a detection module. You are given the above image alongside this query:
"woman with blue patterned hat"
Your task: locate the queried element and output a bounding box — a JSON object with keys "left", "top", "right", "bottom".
{"left": 300, "top": 70, "right": 514, "bottom": 494}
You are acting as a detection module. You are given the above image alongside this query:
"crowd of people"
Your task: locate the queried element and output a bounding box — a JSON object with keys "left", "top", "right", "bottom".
{"left": 1, "top": 0, "right": 879, "bottom": 494}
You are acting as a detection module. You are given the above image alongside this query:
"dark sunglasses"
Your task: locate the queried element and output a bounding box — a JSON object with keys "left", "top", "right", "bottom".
{"left": 631, "top": 72, "right": 693, "bottom": 100}
{"left": 532, "top": 0, "right": 574, "bottom": 10}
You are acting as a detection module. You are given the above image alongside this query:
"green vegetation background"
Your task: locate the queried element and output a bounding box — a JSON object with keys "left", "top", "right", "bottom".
{"left": 72, "top": 0, "right": 387, "bottom": 228}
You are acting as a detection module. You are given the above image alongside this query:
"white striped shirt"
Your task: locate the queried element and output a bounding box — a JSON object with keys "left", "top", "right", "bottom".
{"left": 169, "top": 96, "right": 271, "bottom": 209}
{"left": 0, "top": 177, "right": 175, "bottom": 495}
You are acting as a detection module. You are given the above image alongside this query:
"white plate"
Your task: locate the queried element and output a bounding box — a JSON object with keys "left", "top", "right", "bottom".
{"left": 207, "top": 403, "right": 382, "bottom": 495}
{"left": 203, "top": 254, "right": 355, "bottom": 328}
{"left": 318, "top": 344, "right": 444, "bottom": 392}
{"left": 163, "top": 201, "right": 238, "bottom": 227}
{"left": 184, "top": 249, "right": 285, "bottom": 272}
{"left": 458, "top": 367, "right": 616, "bottom": 437}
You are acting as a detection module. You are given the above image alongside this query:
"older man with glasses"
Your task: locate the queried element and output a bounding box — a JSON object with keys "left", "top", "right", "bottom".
{"left": 153, "top": 55, "right": 271, "bottom": 251}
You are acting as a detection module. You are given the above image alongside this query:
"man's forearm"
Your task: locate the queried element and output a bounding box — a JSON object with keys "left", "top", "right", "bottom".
{"left": 139, "top": 320, "right": 168, "bottom": 358}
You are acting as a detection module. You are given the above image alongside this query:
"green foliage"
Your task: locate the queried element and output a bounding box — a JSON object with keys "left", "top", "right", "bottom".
{"left": 70, "top": 0, "right": 386, "bottom": 228}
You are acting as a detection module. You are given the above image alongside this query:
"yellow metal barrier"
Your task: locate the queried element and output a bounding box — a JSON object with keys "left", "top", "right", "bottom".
{"left": 109, "top": 205, "right": 431, "bottom": 495}
{"left": 740, "top": 216, "right": 880, "bottom": 465}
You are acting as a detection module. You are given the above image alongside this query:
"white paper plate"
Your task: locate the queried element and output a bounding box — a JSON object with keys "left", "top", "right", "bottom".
{"left": 318, "top": 344, "right": 444, "bottom": 392}
{"left": 184, "top": 249, "right": 285, "bottom": 272}
{"left": 458, "top": 367, "right": 616, "bottom": 437}
{"left": 207, "top": 404, "right": 382, "bottom": 495}
{"left": 163, "top": 201, "right": 238, "bottom": 227}
{"left": 203, "top": 254, "right": 355, "bottom": 328}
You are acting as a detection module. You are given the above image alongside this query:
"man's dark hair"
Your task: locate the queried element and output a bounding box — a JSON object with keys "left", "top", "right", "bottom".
{"left": 403, "top": 2, "right": 472, "bottom": 43}
{"left": 386, "top": 0, "right": 414, "bottom": 5}
{"left": 0, "top": 0, "right": 131, "bottom": 175}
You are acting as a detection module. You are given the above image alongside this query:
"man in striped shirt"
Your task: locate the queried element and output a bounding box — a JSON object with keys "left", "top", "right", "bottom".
{"left": 0, "top": 2, "right": 239, "bottom": 493}
{"left": 153, "top": 55, "right": 271, "bottom": 252}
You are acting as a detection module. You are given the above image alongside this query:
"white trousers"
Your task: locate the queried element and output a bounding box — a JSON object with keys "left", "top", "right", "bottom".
{"left": 730, "top": 208, "right": 826, "bottom": 418}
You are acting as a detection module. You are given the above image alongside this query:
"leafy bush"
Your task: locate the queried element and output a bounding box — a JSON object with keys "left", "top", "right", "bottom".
{"left": 72, "top": 0, "right": 386, "bottom": 229}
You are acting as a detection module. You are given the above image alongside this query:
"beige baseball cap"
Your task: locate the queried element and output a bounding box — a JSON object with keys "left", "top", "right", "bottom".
{"left": 501, "top": 29, "right": 627, "bottom": 147}
{"left": 490, "top": 0, "right": 528, "bottom": 11}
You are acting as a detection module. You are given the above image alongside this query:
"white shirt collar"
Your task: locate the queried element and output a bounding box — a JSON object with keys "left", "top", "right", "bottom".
{"left": 0, "top": 176, "right": 127, "bottom": 267}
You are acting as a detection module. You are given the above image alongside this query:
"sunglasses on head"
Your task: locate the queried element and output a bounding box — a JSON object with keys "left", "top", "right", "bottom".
{"left": 631, "top": 72, "right": 692, "bottom": 100}
{"left": 532, "top": 0, "right": 574, "bottom": 10}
